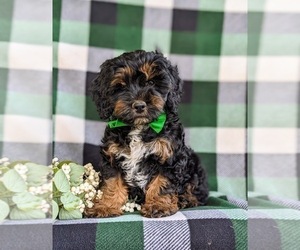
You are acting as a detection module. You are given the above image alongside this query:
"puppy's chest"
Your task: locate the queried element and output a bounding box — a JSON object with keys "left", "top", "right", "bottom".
{"left": 116, "top": 128, "right": 152, "bottom": 189}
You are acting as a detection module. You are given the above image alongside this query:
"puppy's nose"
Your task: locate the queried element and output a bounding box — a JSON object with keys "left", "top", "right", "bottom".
{"left": 132, "top": 101, "right": 146, "bottom": 113}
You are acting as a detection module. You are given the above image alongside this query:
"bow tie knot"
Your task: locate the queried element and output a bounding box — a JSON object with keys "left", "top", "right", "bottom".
{"left": 108, "top": 113, "right": 167, "bottom": 134}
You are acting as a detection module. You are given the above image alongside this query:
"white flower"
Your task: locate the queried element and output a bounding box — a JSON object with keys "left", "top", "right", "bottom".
{"left": 86, "top": 201, "right": 94, "bottom": 208}
{"left": 0, "top": 157, "right": 9, "bottom": 164}
{"left": 42, "top": 183, "right": 52, "bottom": 192}
{"left": 36, "top": 186, "right": 42, "bottom": 194}
{"left": 52, "top": 157, "right": 59, "bottom": 164}
{"left": 40, "top": 200, "right": 51, "bottom": 213}
{"left": 62, "top": 164, "right": 71, "bottom": 173}
{"left": 96, "top": 190, "right": 103, "bottom": 200}
{"left": 28, "top": 186, "right": 36, "bottom": 193}
{"left": 14, "top": 164, "right": 28, "bottom": 175}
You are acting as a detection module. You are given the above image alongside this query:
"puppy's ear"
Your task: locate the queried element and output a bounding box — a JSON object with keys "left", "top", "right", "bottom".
{"left": 90, "top": 63, "right": 113, "bottom": 120}
{"left": 165, "top": 64, "right": 183, "bottom": 113}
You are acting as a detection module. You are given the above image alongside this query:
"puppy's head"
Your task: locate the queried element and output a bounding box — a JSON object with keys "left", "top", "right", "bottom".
{"left": 90, "top": 50, "right": 182, "bottom": 125}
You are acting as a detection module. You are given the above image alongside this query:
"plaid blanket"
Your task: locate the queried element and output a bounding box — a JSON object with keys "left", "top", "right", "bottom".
{"left": 53, "top": 197, "right": 248, "bottom": 250}
{"left": 1, "top": 0, "right": 300, "bottom": 249}
{"left": 2, "top": 195, "right": 300, "bottom": 250}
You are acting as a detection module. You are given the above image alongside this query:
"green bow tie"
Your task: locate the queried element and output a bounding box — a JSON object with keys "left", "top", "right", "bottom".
{"left": 108, "top": 113, "right": 167, "bottom": 133}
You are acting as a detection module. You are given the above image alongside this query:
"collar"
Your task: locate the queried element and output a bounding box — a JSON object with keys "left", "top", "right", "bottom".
{"left": 107, "top": 113, "right": 167, "bottom": 134}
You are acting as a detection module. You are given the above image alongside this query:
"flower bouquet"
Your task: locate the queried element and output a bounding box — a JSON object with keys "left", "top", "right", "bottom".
{"left": 52, "top": 158, "right": 103, "bottom": 219}
{"left": 0, "top": 157, "right": 142, "bottom": 221}
{"left": 0, "top": 158, "right": 52, "bottom": 220}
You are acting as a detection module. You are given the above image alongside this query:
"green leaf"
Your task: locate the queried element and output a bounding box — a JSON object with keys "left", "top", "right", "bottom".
{"left": 0, "top": 199, "right": 10, "bottom": 220}
{"left": 0, "top": 182, "right": 9, "bottom": 195}
{"left": 26, "top": 163, "right": 51, "bottom": 187}
{"left": 57, "top": 161, "right": 73, "bottom": 169}
{"left": 60, "top": 192, "right": 81, "bottom": 211}
{"left": 53, "top": 169, "right": 70, "bottom": 193}
{"left": 2, "top": 169, "right": 27, "bottom": 192}
{"left": 52, "top": 200, "right": 59, "bottom": 219}
{"left": 0, "top": 165, "right": 10, "bottom": 175}
{"left": 12, "top": 192, "right": 42, "bottom": 211}
{"left": 1, "top": 197, "right": 14, "bottom": 206}
{"left": 69, "top": 163, "right": 84, "bottom": 187}
{"left": 9, "top": 207, "right": 46, "bottom": 220}
{"left": 59, "top": 208, "right": 82, "bottom": 220}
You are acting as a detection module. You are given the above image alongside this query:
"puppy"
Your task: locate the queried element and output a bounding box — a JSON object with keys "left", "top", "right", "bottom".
{"left": 87, "top": 50, "right": 208, "bottom": 218}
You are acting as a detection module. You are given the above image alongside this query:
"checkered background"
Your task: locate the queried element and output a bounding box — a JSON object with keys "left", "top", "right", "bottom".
{"left": 1, "top": 0, "right": 300, "bottom": 249}
{"left": 247, "top": 2, "right": 300, "bottom": 249}
{"left": 53, "top": 0, "right": 247, "bottom": 200}
{"left": 248, "top": 1, "right": 300, "bottom": 203}
{"left": 0, "top": 0, "right": 52, "bottom": 165}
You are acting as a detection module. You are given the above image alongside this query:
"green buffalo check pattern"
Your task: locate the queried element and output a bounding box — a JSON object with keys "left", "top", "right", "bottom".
{"left": 0, "top": 0, "right": 52, "bottom": 165}
{"left": 0, "top": 0, "right": 299, "bottom": 249}
{"left": 247, "top": 1, "right": 300, "bottom": 249}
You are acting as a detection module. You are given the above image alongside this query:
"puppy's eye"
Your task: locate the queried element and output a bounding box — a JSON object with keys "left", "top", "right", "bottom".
{"left": 112, "top": 84, "right": 125, "bottom": 94}
{"left": 145, "top": 80, "right": 155, "bottom": 86}
{"left": 118, "top": 83, "right": 125, "bottom": 88}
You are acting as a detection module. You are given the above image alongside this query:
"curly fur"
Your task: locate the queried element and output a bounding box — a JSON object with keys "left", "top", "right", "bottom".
{"left": 88, "top": 50, "right": 208, "bottom": 218}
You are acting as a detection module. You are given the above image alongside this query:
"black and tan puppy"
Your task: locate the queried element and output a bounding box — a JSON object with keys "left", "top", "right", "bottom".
{"left": 87, "top": 50, "right": 208, "bottom": 218}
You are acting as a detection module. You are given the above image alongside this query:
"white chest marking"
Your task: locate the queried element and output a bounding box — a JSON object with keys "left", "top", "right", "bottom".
{"left": 116, "top": 127, "right": 151, "bottom": 189}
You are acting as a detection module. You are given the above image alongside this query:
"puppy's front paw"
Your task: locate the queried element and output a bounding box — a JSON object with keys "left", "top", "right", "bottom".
{"left": 85, "top": 204, "right": 123, "bottom": 218}
{"left": 141, "top": 203, "right": 178, "bottom": 218}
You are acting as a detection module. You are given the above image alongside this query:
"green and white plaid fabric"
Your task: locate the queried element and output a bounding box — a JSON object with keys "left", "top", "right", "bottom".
{"left": 0, "top": 0, "right": 52, "bottom": 165}
{"left": 249, "top": 1, "right": 300, "bottom": 202}
{"left": 247, "top": 2, "right": 300, "bottom": 249}
{"left": 1, "top": 0, "right": 300, "bottom": 249}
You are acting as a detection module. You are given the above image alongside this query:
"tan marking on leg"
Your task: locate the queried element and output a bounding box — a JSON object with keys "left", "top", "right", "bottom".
{"left": 151, "top": 138, "right": 173, "bottom": 164}
{"left": 141, "top": 175, "right": 178, "bottom": 218}
{"left": 103, "top": 142, "right": 129, "bottom": 165}
{"left": 103, "top": 142, "right": 120, "bottom": 157}
{"left": 85, "top": 175, "right": 128, "bottom": 218}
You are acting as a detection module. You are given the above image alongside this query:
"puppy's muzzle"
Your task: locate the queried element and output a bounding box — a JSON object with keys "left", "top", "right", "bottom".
{"left": 132, "top": 100, "right": 146, "bottom": 114}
